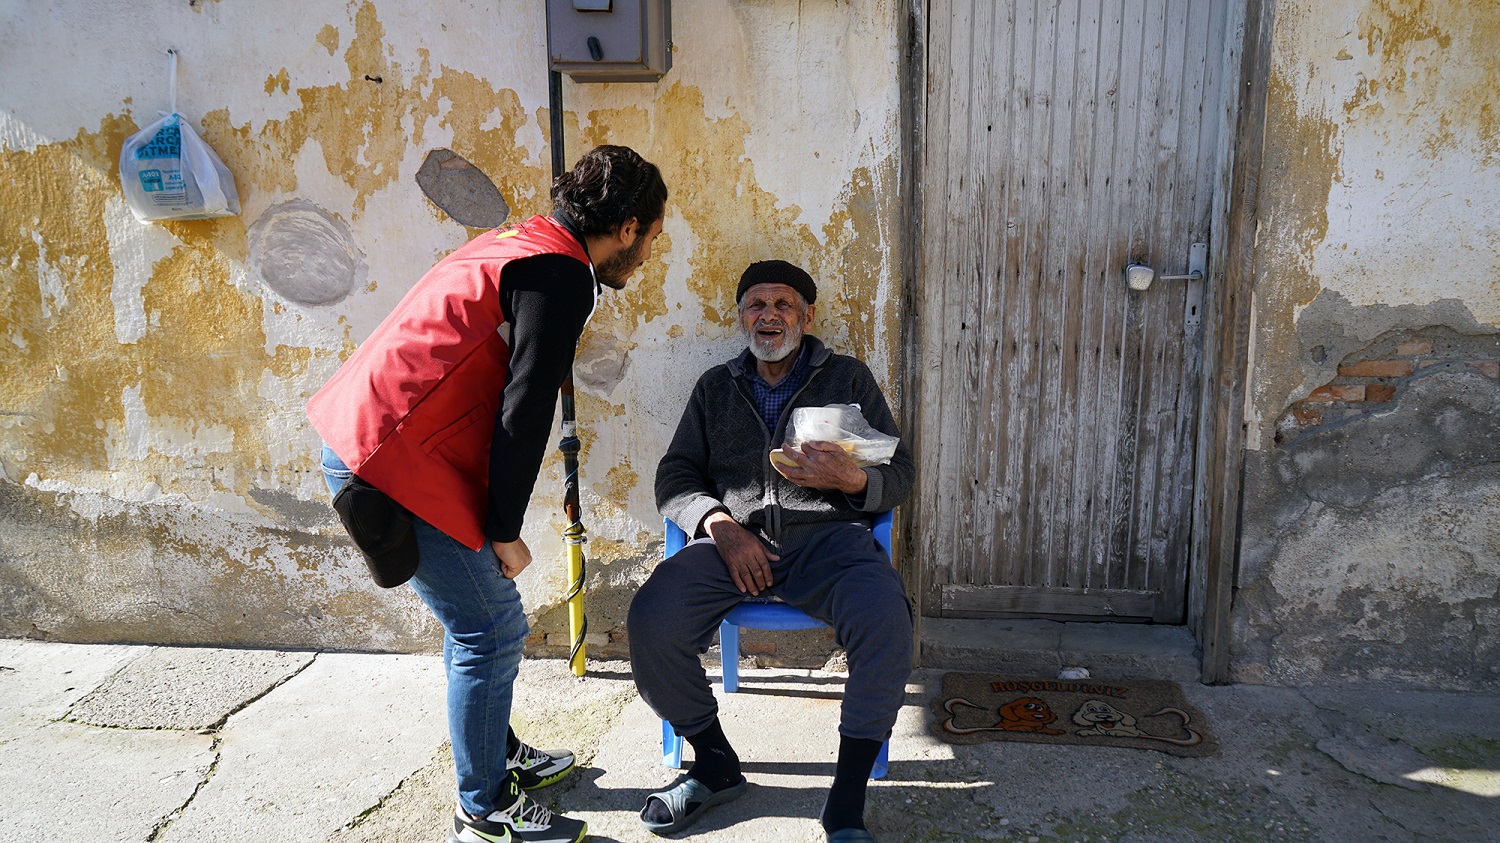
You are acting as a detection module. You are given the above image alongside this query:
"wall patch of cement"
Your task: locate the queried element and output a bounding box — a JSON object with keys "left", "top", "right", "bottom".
{"left": 1267, "top": 291, "right": 1498, "bottom": 441}
{"left": 1234, "top": 295, "right": 1500, "bottom": 691}
{"left": 247, "top": 200, "right": 366, "bottom": 306}
{"left": 415, "top": 149, "right": 509, "bottom": 229}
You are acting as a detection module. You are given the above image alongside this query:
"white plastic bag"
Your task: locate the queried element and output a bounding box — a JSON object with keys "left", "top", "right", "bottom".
{"left": 118, "top": 51, "right": 240, "bottom": 222}
{"left": 777, "top": 404, "right": 900, "bottom": 467}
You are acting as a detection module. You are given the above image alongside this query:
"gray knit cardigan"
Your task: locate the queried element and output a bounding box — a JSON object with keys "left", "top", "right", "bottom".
{"left": 655, "top": 336, "right": 915, "bottom": 546}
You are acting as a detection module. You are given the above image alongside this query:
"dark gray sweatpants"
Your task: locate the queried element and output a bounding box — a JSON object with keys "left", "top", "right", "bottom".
{"left": 627, "top": 521, "right": 914, "bottom": 742}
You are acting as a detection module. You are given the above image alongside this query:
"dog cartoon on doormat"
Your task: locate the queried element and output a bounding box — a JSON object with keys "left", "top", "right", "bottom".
{"left": 941, "top": 696, "right": 1067, "bottom": 735}
{"left": 931, "top": 673, "right": 1218, "bottom": 757}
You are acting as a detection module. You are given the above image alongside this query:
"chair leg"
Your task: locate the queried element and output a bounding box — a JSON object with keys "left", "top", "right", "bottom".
{"left": 872, "top": 739, "right": 889, "bottom": 780}
{"left": 661, "top": 719, "right": 684, "bottom": 768}
{"left": 720, "top": 620, "right": 740, "bottom": 693}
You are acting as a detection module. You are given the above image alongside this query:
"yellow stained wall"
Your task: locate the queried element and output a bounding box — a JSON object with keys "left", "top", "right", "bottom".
{"left": 0, "top": 0, "right": 904, "bottom": 651}
{"left": 1248, "top": 0, "right": 1500, "bottom": 443}
{"left": 6, "top": 0, "right": 1497, "bottom": 689}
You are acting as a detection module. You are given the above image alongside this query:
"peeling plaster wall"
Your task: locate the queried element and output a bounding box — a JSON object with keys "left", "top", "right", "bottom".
{"left": 1235, "top": 0, "right": 1500, "bottom": 689}
{"left": 0, "top": 0, "right": 903, "bottom": 653}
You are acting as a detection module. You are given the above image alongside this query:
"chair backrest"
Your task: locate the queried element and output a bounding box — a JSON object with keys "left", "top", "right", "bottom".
{"left": 663, "top": 510, "right": 894, "bottom": 559}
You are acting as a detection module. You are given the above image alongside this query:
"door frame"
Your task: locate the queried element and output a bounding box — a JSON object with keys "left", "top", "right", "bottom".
{"left": 895, "top": 0, "right": 1274, "bottom": 683}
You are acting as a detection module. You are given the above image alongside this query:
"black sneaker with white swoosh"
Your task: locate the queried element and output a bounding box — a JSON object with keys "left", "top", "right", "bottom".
{"left": 508, "top": 740, "right": 577, "bottom": 790}
{"left": 447, "top": 772, "right": 587, "bottom": 843}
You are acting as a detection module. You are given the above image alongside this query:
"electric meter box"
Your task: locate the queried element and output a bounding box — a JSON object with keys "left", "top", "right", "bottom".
{"left": 546, "top": 0, "right": 672, "bottom": 83}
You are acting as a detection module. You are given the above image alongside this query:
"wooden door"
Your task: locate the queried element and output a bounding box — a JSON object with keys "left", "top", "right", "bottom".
{"left": 914, "top": 0, "right": 1232, "bottom": 623}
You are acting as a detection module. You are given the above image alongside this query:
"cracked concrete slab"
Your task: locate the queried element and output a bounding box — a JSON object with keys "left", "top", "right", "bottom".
{"left": 4, "top": 719, "right": 216, "bottom": 843}
{"left": 4, "top": 640, "right": 1499, "bottom": 843}
{"left": 67, "top": 647, "right": 316, "bottom": 730}
{"left": 1300, "top": 683, "right": 1500, "bottom": 746}
{"left": 155, "top": 652, "right": 446, "bottom": 843}
{"left": 331, "top": 658, "right": 642, "bottom": 843}
{"left": 0, "top": 642, "right": 215, "bottom": 843}
{"left": 0, "top": 640, "right": 145, "bottom": 724}
{"left": 1303, "top": 682, "right": 1500, "bottom": 798}
{"left": 1315, "top": 721, "right": 1432, "bottom": 790}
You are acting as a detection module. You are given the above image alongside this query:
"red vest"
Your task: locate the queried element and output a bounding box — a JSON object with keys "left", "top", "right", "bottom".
{"left": 307, "top": 215, "right": 591, "bottom": 550}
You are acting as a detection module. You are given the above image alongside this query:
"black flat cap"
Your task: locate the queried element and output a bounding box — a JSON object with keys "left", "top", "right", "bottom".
{"left": 736, "top": 260, "right": 817, "bottom": 305}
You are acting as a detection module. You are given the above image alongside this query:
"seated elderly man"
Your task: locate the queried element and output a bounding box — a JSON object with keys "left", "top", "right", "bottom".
{"left": 628, "top": 260, "right": 914, "bottom": 842}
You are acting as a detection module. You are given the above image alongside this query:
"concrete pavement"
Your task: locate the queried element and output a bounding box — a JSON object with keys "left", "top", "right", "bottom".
{"left": 2, "top": 638, "right": 1497, "bottom": 842}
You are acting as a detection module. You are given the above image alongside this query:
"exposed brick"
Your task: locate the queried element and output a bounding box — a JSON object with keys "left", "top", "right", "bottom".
{"left": 1397, "top": 338, "right": 1434, "bottom": 355}
{"left": 1467, "top": 361, "right": 1500, "bottom": 379}
{"left": 741, "top": 641, "right": 777, "bottom": 656}
{"left": 1365, "top": 384, "right": 1396, "bottom": 402}
{"left": 1308, "top": 384, "right": 1365, "bottom": 402}
{"left": 1291, "top": 406, "right": 1324, "bottom": 427}
{"left": 1419, "top": 359, "right": 1446, "bottom": 368}
{"left": 1337, "top": 359, "right": 1414, "bottom": 378}
{"left": 524, "top": 632, "right": 547, "bottom": 648}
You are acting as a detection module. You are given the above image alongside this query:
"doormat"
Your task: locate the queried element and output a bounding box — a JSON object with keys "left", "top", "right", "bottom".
{"left": 931, "top": 672, "right": 1218, "bottom": 757}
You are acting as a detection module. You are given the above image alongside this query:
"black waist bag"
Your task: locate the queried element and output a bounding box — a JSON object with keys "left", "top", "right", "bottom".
{"left": 331, "top": 475, "right": 420, "bottom": 588}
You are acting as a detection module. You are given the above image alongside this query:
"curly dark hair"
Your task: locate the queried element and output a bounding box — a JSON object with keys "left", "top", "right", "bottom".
{"left": 551, "top": 145, "right": 668, "bottom": 237}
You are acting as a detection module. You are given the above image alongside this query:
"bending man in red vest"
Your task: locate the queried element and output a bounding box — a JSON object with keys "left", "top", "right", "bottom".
{"left": 307, "top": 145, "right": 667, "bottom": 843}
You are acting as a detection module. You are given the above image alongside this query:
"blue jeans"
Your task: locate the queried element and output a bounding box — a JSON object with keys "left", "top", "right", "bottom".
{"left": 321, "top": 445, "right": 526, "bottom": 816}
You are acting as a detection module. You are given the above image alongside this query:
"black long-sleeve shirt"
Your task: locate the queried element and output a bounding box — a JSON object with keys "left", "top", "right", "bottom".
{"left": 484, "top": 219, "right": 597, "bottom": 542}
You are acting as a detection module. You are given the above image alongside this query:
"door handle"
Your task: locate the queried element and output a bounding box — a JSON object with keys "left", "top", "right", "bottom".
{"left": 1124, "top": 243, "right": 1208, "bottom": 291}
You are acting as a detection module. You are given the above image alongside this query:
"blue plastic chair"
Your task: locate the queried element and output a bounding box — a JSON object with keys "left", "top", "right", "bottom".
{"left": 658, "top": 511, "right": 893, "bottom": 779}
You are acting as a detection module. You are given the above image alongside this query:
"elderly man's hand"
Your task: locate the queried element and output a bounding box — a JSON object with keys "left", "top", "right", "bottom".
{"left": 702, "top": 511, "right": 779, "bottom": 596}
{"left": 771, "top": 441, "right": 869, "bottom": 495}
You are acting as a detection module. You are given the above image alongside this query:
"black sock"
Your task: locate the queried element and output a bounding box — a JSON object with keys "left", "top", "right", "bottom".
{"left": 821, "top": 735, "right": 881, "bottom": 833}
{"left": 685, "top": 718, "right": 742, "bottom": 791}
{"left": 506, "top": 725, "right": 519, "bottom": 759}
{"left": 643, "top": 719, "right": 741, "bottom": 825}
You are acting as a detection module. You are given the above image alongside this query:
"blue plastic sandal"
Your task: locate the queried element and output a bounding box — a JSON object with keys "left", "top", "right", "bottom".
{"left": 827, "top": 829, "right": 877, "bottom": 842}
{"left": 639, "top": 775, "right": 749, "bottom": 835}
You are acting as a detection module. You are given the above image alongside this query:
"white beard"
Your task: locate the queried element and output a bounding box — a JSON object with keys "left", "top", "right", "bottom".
{"left": 743, "top": 320, "right": 804, "bottom": 363}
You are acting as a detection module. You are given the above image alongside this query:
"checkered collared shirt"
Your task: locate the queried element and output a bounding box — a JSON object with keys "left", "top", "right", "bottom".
{"left": 745, "top": 343, "right": 811, "bottom": 431}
